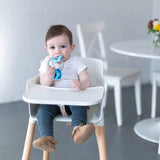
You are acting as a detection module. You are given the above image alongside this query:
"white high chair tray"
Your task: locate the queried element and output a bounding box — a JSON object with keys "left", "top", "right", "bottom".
{"left": 23, "top": 85, "right": 104, "bottom": 106}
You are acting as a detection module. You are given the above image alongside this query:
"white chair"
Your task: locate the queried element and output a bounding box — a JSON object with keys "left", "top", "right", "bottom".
{"left": 150, "top": 70, "right": 160, "bottom": 154}
{"left": 151, "top": 70, "right": 160, "bottom": 118}
{"left": 76, "top": 22, "right": 142, "bottom": 126}
{"left": 22, "top": 57, "right": 108, "bottom": 160}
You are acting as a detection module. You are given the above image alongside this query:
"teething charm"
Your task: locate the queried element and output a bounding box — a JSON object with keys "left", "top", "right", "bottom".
{"left": 47, "top": 55, "right": 64, "bottom": 80}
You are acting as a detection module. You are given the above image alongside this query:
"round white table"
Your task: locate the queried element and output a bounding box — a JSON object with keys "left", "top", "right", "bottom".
{"left": 110, "top": 39, "right": 160, "bottom": 152}
{"left": 110, "top": 39, "right": 160, "bottom": 59}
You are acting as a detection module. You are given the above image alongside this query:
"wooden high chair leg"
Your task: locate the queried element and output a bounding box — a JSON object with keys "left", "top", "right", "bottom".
{"left": 43, "top": 151, "right": 50, "bottom": 160}
{"left": 22, "top": 118, "right": 36, "bottom": 160}
{"left": 94, "top": 124, "right": 107, "bottom": 160}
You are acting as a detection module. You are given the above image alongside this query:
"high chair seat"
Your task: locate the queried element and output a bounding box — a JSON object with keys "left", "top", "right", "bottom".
{"left": 23, "top": 84, "right": 104, "bottom": 124}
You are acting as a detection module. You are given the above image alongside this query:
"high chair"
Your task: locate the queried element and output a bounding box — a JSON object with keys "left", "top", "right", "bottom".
{"left": 22, "top": 57, "right": 107, "bottom": 160}
{"left": 76, "top": 21, "right": 142, "bottom": 126}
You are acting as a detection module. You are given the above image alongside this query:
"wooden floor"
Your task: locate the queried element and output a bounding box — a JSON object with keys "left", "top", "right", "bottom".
{"left": 0, "top": 84, "right": 160, "bottom": 160}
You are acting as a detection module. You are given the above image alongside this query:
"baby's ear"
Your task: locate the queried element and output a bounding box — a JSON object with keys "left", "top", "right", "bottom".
{"left": 72, "top": 44, "right": 75, "bottom": 49}
{"left": 71, "top": 44, "right": 75, "bottom": 51}
{"left": 45, "top": 46, "right": 47, "bottom": 50}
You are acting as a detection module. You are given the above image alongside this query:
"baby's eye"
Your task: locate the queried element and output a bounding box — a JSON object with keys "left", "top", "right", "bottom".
{"left": 61, "top": 45, "right": 66, "bottom": 48}
{"left": 50, "top": 46, "right": 55, "bottom": 49}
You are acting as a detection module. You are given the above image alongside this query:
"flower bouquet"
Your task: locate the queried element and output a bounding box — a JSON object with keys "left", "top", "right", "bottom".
{"left": 148, "top": 19, "right": 160, "bottom": 48}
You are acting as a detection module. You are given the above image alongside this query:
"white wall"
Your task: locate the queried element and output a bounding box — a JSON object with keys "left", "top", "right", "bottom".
{"left": 0, "top": 0, "right": 152, "bottom": 103}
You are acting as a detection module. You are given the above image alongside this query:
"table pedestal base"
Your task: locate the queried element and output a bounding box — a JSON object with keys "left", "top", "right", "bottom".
{"left": 134, "top": 118, "right": 160, "bottom": 154}
{"left": 134, "top": 118, "right": 160, "bottom": 143}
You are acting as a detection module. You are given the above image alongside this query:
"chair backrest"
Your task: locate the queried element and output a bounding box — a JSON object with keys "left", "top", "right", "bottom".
{"left": 78, "top": 57, "right": 103, "bottom": 87}
{"left": 76, "top": 22, "right": 108, "bottom": 70}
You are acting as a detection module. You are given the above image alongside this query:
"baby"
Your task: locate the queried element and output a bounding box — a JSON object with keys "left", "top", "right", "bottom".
{"left": 33, "top": 25, "right": 95, "bottom": 152}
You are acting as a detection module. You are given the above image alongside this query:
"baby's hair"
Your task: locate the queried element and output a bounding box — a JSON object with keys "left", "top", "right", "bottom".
{"left": 45, "top": 25, "right": 73, "bottom": 45}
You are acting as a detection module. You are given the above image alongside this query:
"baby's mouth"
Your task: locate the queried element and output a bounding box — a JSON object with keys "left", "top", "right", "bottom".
{"left": 54, "top": 54, "right": 63, "bottom": 58}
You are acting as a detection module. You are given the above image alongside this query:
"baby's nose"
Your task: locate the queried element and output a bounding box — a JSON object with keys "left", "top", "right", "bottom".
{"left": 55, "top": 48, "right": 61, "bottom": 54}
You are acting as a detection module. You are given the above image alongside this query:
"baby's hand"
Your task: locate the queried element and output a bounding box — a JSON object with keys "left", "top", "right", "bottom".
{"left": 46, "top": 66, "right": 55, "bottom": 77}
{"left": 71, "top": 79, "right": 82, "bottom": 90}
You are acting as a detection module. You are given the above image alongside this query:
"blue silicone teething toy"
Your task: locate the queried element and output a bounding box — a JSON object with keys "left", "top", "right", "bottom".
{"left": 47, "top": 55, "right": 64, "bottom": 80}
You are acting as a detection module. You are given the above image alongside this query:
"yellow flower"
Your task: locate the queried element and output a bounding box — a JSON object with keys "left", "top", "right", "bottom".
{"left": 154, "top": 22, "right": 160, "bottom": 32}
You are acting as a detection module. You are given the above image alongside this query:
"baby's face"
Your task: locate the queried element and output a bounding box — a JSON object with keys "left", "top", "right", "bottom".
{"left": 45, "top": 34, "right": 75, "bottom": 62}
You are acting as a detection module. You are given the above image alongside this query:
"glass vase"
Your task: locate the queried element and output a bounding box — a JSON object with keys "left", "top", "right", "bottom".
{"left": 153, "top": 33, "right": 160, "bottom": 54}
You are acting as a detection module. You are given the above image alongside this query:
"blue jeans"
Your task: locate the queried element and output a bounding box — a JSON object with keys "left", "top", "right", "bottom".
{"left": 37, "top": 104, "right": 87, "bottom": 137}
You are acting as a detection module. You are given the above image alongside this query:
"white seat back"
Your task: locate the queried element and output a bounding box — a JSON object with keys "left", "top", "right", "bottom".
{"left": 76, "top": 22, "right": 108, "bottom": 70}
{"left": 26, "top": 57, "right": 103, "bottom": 89}
{"left": 77, "top": 57, "right": 103, "bottom": 86}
